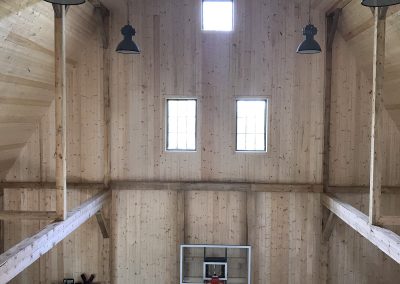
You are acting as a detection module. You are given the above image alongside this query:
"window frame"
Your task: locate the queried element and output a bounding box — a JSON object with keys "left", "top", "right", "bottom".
{"left": 165, "top": 98, "right": 198, "bottom": 152}
{"left": 235, "top": 98, "right": 269, "bottom": 153}
{"left": 201, "top": 0, "right": 235, "bottom": 32}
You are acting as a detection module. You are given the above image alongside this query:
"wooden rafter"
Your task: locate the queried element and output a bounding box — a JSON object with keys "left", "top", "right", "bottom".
{"left": 322, "top": 193, "right": 400, "bottom": 264}
{"left": 0, "top": 190, "right": 110, "bottom": 283}
{"left": 369, "top": 6, "right": 388, "bottom": 225}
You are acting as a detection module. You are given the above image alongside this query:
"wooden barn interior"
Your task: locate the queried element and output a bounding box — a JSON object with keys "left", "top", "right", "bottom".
{"left": 0, "top": 0, "right": 400, "bottom": 283}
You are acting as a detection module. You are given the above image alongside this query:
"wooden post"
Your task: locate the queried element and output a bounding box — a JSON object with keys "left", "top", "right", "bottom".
{"left": 0, "top": 189, "right": 3, "bottom": 253}
{"left": 369, "top": 7, "right": 387, "bottom": 225}
{"left": 53, "top": 4, "right": 67, "bottom": 221}
{"left": 321, "top": 10, "right": 340, "bottom": 284}
{"left": 323, "top": 9, "right": 341, "bottom": 192}
{"left": 94, "top": 4, "right": 111, "bottom": 188}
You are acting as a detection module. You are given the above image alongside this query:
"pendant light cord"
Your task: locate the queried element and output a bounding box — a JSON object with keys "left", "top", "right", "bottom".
{"left": 308, "top": 0, "right": 311, "bottom": 24}
{"left": 127, "top": 0, "right": 130, "bottom": 24}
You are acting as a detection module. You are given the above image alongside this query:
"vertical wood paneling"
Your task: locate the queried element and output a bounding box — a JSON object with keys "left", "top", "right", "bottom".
{"left": 330, "top": 34, "right": 400, "bottom": 186}
{"left": 185, "top": 191, "right": 247, "bottom": 245}
{"left": 248, "top": 192, "right": 321, "bottom": 284}
{"left": 111, "top": 190, "right": 181, "bottom": 284}
{"left": 109, "top": 0, "right": 325, "bottom": 183}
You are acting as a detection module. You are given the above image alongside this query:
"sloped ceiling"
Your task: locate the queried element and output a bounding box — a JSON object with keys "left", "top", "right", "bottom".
{"left": 316, "top": 0, "right": 400, "bottom": 129}
{"left": 0, "top": 0, "right": 98, "bottom": 179}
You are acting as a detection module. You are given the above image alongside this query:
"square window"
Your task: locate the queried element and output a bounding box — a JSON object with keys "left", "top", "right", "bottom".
{"left": 202, "top": 0, "right": 234, "bottom": 31}
{"left": 236, "top": 99, "right": 268, "bottom": 152}
{"left": 166, "top": 99, "right": 197, "bottom": 151}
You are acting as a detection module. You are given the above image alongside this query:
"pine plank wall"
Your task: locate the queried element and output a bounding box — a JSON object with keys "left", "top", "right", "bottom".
{"left": 1, "top": 0, "right": 400, "bottom": 284}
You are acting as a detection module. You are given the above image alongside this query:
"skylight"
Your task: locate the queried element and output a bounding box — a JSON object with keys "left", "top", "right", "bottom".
{"left": 202, "top": 0, "right": 234, "bottom": 32}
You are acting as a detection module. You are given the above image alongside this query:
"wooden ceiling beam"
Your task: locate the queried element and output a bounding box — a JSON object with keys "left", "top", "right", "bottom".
{"left": 0, "top": 190, "right": 110, "bottom": 283}
{"left": 322, "top": 193, "right": 400, "bottom": 264}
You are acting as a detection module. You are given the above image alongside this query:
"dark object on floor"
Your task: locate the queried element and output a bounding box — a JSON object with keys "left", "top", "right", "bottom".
{"left": 63, "top": 279, "right": 74, "bottom": 284}
{"left": 76, "top": 274, "right": 95, "bottom": 284}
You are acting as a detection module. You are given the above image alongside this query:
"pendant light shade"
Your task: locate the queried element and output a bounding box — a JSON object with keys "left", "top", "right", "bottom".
{"left": 43, "top": 0, "right": 85, "bottom": 5}
{"left": 296, "top": 24, "right": 321, "bottom": 54}
{"left": 116, "top": 24, "right": 140, "bottom": 54}
{"left": 116, "top": 0, "right": 141, "bottom": 55}
{"left": 361, "top": 0, "right": 400, "bottom": 6}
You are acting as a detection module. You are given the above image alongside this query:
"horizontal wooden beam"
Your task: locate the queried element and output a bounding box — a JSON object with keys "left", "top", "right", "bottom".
{"left": 386, "top": 104, "right": 400, "bottom": 110}
{"left": 110, "top": 181, "right": 323, "bottom": 193}
{"left": 0, "top": 211, "right": 58, "bottom": 221}
{"left": 3, "top": 181, "right": 400, "bottom": 194}
{"left": 0, "top": 182, "right": 105, "bottom": 190}
{"left": 0, "top": 190, "right": 110, "bottom": 283}
{"left": 321, "top": 193, "right": 400, "bottom": 264}
{"left": 327, "top": 185, "right": 400, "bottom": 194}
{"left": 379, "top": 216, "right": 400, "bottom": 226}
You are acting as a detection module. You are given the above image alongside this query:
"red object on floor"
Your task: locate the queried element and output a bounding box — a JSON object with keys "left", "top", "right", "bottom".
{"left": 209, "top": 276, "right": 223, "bottom": 284}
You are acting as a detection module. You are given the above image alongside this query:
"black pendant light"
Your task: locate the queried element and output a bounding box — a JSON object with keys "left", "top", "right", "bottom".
{"left": 296, "top": 0, "right": 321, "bottom": 54}
{"left": 116, "top": 0, "right": 140, "bottom": 54}
{"left": 362, "top": 0, "right": 400, "bottom": 6}
{"left": 43, "top": 0, "right": 85, "bottom": 5}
